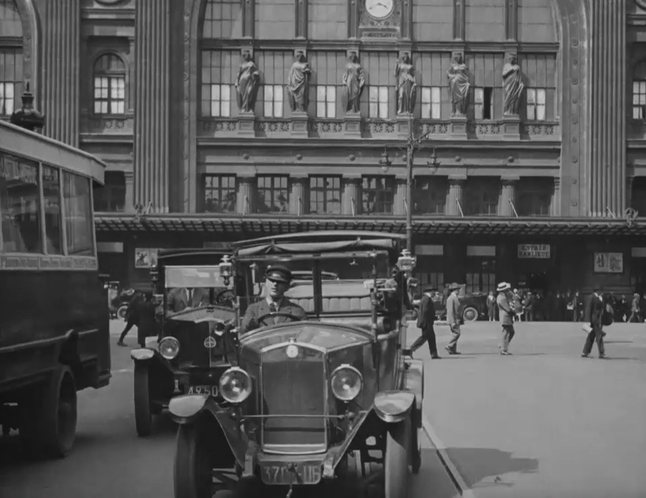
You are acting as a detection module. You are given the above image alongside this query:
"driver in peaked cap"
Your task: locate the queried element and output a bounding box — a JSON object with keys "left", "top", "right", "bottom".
{"left": 240, "top": 264, "right": 306, "bottom": 333}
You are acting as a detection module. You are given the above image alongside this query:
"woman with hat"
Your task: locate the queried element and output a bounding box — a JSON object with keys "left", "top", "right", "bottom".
{"left": 496, "top": 282, "right": 515, "bottom": 355}
{"left": 240, "top": 265, "right": 306, "bottom": 333}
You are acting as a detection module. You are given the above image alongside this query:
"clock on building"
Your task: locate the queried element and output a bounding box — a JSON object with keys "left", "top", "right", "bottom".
{"left": 365, "top": 0, "right": 395, "bottom": 19}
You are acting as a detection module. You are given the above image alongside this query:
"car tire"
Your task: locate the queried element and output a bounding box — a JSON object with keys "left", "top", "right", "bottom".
{"left": 134, "top": 363, "right": 153, "bottom": 437}
{"left": 20, "top": 365, "right": 77, "bottom": 458}
{"left": 462, "top": 306, "right": 479, "bottom": 322}
{"left": 384, "top": 417, "right": 411, "bottom": 498}
{"left": 174, "top": 419, "right": 219, "bottom": 498}
{"left": 117, "top": 304, "right": 128, "bottom": 321}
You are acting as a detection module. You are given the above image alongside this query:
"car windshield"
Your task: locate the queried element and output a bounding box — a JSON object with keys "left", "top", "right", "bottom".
{"left": 163, "top": 265, "right": 233, "bottom": 315}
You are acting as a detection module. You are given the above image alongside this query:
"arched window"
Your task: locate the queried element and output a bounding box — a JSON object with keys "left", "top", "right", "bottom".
{"left": 93, "top": 53, "right": 126, "bottom": 115}
{"left": 0, "top": 0, "right": 23, "bottom": 116}
{"left": 632, "top": 61, "right": 646, "bottom": 120}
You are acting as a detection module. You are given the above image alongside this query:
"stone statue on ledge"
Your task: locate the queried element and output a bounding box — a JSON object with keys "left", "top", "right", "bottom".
{"left": 235, "top": 51, "right": 260, "bottom": 113}
{"left": 286, "top": 51, "right": 311, "bottom": 113}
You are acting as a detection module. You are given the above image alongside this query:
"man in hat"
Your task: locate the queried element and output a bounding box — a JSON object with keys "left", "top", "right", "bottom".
{"left": 581, "top": 286, "right": 606, "bottom": 358}
{"left": 409, "top": 287, "right": 440, "bottom": 359}
{"left": 496, "top": 282, "right": 516, "bottom": 355}
{"left": 445, "top": 282, "right": 462, "bottom": 354}
{"left": 241, "top": 265, "right": 306, "bottom": 333}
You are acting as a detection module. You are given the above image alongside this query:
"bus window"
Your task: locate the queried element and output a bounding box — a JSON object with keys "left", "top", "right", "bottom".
{"left": 63, "top": 171, "right": 93, "bottom": 256}
{"left": 43, "top": 165, "right": 63, "bottom": 254}
{"left": 0, "top": 154, "right": 41, "bottom": 253}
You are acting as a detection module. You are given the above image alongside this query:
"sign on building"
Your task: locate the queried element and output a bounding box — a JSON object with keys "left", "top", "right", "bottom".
{"left": 593, "top": 252, "right": 623, "bottom": 273}
{"left": 517, "top": 244, "right": 551, "bottom": 259}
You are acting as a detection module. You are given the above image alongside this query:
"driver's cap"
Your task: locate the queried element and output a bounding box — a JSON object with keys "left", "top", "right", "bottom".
{"left": 265, "top": 265, "right": 292, "bottom": 283}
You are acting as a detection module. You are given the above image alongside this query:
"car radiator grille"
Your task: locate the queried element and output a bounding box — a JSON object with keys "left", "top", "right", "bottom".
{"left": 260, "top": 347, "right": 326, "bottom": 454}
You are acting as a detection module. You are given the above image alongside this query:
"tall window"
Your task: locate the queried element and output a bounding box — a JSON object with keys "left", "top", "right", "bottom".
{"left": 202, "top": 0, "right": 243, "bottom": 39}
{"left": 421, "top": 87, "right": 441, "bottom": 119}
{"left": 633, "top": 81, "right": 646, "bottom": 120}
{"left": 264, "top": 84, "right": 283, "bottom": 117}
{"left": 257, "top": 51, "right": 291, "bottom": 118}
{"left": 309, "top": 176, "right": 341, "bottom": 214}
{"left": 463, "top": 178, "right": 499, "bottom": 216}
{"left": 201, "top": 50, "right": 236, "bottom": 117}
{"left": 43, "top": 165, "right": 62, "bottom": 254}
{"left": 466, "top": 257, "right": 496, "bottom": 294}
{"left": 413, "top": 177, "right": 447, "bottom": 214}
{"left": 94, "top": 171, "right": 125, "bottom": 212}
{"left": 316, "top": 86, "right": 335, "bottom": 117}
{"left": 369, "top": 86, "right": 388, "bottom": 119}
{"left": 631, "top": 177, "right": 646, "bottom": 216}
{"left": 362, "top": 176, "right": 394, "bottom": 214}
{"left": 526, "top": 88, "right": 546, "bottom": 121}
{"left": 0, "top": 0, "right": 23, "bottom": 117}
{"left": 203, "top": 174, "right": 236, "bottom": 213}
{"left": 93, "top": 54, "right": 126, "bottom": 115}
{"left": 63, "top": 172, "right": 93, "bottom": 256}
{"left": 257, "top": 175, "right": 288, "bottom": 213}
{"left": 516, "top": 178, "right": 553, "bottom": 216}
{"left": 474, "top": 87, "right": 493, "bottom": 120}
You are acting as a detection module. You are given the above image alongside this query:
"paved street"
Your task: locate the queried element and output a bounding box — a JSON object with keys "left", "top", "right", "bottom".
{"left": 0, "top": 320, "right": 458, "bottom": 498}
{"left": 411, "top": 319, "right": 646, "bottom": 498}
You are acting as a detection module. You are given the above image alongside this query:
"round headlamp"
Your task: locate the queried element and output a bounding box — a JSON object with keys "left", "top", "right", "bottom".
{"left": 159, "top": 336, "right": 180, "bottom": 360}
{"left": 219, "top": 367, "right": 252, "bottom": 404}
{"left": 331, "top": 365, "right": 363, "bottom": 402}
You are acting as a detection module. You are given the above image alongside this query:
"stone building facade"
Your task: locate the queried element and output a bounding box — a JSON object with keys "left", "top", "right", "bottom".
{"left": 2, "top": 0, "right": 646, "bottom": 296}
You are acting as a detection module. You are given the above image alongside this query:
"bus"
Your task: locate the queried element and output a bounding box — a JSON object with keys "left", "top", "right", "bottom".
{"left": 0, "top": 120, "right": 110, "bottom": 457}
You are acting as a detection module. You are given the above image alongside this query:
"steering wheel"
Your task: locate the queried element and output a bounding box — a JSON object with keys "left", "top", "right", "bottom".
{"left": 257, "top": 312, "right": 303, "bottom": 327}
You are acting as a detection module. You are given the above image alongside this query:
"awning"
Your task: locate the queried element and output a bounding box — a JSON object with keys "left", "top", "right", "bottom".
{"left": 95, "top": 213, "right": 646, "bottom": 237}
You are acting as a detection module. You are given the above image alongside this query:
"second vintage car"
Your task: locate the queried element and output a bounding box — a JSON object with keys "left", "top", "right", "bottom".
{"left": 167, "top": 231, "right": 424, "bottom": 498}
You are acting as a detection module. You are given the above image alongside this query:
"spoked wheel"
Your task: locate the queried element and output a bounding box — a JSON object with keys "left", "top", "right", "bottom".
{"left": 134, "top": 363, "right": 153, "bottom": 437}
{"left": 174, "top": 418, "right": 220, "bottom": 498}
{"left": 384, "top": 417, "right": 411, "bottom": 498}
{"left": 21, "top": 365, "right": 77, "bottom": 458}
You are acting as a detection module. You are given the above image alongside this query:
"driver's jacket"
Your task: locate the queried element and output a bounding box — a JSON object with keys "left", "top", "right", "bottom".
{"left": 240, "top": 298, "right": 306, "bottom": 333}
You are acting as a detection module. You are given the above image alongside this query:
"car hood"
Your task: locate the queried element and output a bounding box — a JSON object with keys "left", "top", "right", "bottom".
{"left": 240, "top": 321, "right": 373, "bottom": 354}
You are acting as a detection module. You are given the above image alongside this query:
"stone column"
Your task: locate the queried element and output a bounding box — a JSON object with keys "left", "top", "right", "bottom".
{"left": 289, "top": 176, "right": 307, "bottom": 215}
{"left": 500, "top": 176, "right": 519, "bottom": 217}
{"left": 124, "top": 171, "right": 135, "bottom": 214}
{"left": 342, "top": 176, "right": 362, "bottom": 215}
{"left": 237, "top": 175, "right": 256, "bottom": 215}
{"left": 552, "top": 177, "right": 561, "bottom": 216}
{"left": 446, "top": 174, "right": 466, "bottom": 216}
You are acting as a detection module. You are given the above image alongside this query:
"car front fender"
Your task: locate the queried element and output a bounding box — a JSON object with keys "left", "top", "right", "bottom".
{"left": 130, "top": 348, "right": 155, "bottom": 361}
{"left": 169, "top": 395, "right": 248, "bottom": 468}
{"left": 373, "top": 390, "right": 415, "bottom": 423}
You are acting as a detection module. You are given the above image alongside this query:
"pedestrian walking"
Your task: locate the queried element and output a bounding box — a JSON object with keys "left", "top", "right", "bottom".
{"left": 581, "top": 286, "right": 606, "bottom": 359}
{"left": 136, "top": 292, "right": 158, "bottom": 348}
{"left": 512, "top": 288, "right": 523, "bottom": 322}
{"left": 445, "top": 282, "right": 462, "bottom": 355}
{"left": 117, "top": 290, "right": 143, "bottom": 346}
{"left": 628, "top": 292, "right": 641, "bottom": 323}
{"left": 410, "top": 287, "right": 440, "bottom": 359}
{"left": 486, "top": 291, "right": 497, "bottom": 321}
{"left": 496, "top": 282, "right": 515, "bottom": 355}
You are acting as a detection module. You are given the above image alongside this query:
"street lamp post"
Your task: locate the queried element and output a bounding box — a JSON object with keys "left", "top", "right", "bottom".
{"left": 380, "top": 117, "right": 441, "bottom": 252}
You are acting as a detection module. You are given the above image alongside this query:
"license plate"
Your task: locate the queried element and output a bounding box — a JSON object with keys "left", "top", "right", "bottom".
{"left": 260, "top": 463, "right": 322, "bottom": 485}
{"left": 187, "top": 384, "right": 218, "bottom": 397}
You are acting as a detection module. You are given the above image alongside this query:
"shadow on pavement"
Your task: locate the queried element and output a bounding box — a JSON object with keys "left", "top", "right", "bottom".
{"left": 446, "top": 447, "right": 538, "bottom": 489}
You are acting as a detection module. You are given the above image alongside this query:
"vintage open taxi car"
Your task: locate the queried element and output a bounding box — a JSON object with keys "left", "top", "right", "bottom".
{"left": 168, "top": 232, "right": 424, "bottom": 498}
{"left": 129, "top": 248, "right": 235, "bottom": 436}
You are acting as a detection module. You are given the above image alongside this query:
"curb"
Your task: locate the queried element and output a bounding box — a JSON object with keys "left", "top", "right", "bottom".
{"left": 422, "top": 415, "right": 477, "bottom": 498}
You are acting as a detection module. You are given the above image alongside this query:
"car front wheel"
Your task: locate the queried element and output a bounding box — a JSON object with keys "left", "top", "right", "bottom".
{"left": 384, "top": 417, "right": 411, "bottom": 498}
{"left": 462, "top": 306, "right": 479, "bottom": 322}
{"left": 134, "top": 363, "right": 152, "bottom": 437}
{"left": 174, "top": 419, "right": 218, "bottom": 498}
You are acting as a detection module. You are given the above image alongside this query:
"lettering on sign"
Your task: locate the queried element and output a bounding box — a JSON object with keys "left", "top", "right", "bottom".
{"left": 517, "top": 244, "right": 551, "bottom": 259}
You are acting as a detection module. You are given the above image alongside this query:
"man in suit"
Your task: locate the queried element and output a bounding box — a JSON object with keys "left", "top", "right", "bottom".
{"left": 496, "top": 282, "right": 516, "bottom": 355}
{"left": 582, "top": 286, "right": 606, "bottom": 359}
{"left": 166, "top": 286, "right": 210, "bottom": 314}
{"left": 410, "top": 287, "right": 440, "bottom": 359}
{"left": 445, "top": 282, "right": 462, "bottom": 355}
{"left": 241, "top": 265, "right": 306, "bottom": 333}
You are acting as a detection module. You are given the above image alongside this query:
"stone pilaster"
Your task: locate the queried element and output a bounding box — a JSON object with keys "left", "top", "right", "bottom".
{"left": 500, "top": 176, "right": 519, "bottom": 217}
{"left": 41, "top": 0, "right": 80, "bottom": 146}
{"left": 588, "top": 0, "right": 626, "bottom": 216}
{"left": 394, "top": 178, "right": 407, "bottom": 216}
{"left": 289, "top": 176, "right": 307, "bottom": 215}
{"left": 237, "top": 175, "right": 255, "bottom": 215}
{"left": 552, "top": 177, "right": 561, "bottom": 216}
{"left": 124, "top": 171, "right": 135, "bottom": 214}
{"left": 447, "top": 174, "right": 466, "bottom": 216}
{"left": 342, "top": 176, "right": 362, "bottom": 215}
{"left": 134, "top": 0, "right": 170, "bottom": 213}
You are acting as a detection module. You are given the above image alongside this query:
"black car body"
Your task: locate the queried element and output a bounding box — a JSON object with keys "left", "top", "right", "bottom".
{"left": 167, "top": 231, "right": 424, "bottom": 498}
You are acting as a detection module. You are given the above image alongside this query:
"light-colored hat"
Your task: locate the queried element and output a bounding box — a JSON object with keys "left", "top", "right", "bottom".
{"left": 448, "top": 282, "right": 461, "bottom": 291}
{"left": 496, "top": 282, "right": 511, "bottom": 292}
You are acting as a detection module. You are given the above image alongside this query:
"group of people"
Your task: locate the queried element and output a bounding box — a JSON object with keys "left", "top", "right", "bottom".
{"left": 410, "top": 283, "right": 615, "bottom": 359}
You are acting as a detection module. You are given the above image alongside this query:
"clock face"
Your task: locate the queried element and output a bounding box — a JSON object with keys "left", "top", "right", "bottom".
{"left": 365, "top": 0, "right": 394, "bottom": 19}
